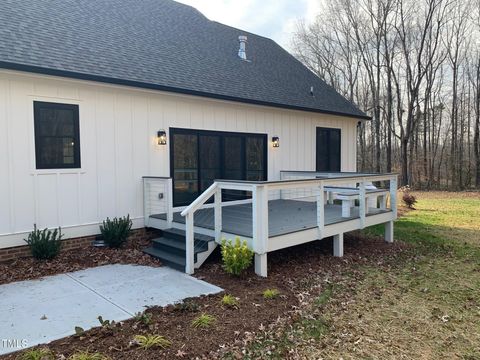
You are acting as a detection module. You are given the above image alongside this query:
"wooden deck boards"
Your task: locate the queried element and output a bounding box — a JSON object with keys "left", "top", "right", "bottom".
{"left": 151, "top": 199, "right": 391, "bottom": 238}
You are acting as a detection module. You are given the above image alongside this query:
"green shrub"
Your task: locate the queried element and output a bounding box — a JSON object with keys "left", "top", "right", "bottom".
{"left": 99, "top": 215, "right": 132, "bottom": 248}
{"left": 191, "top": 313, "right": 216, "bottom": 328}
{"left": 133, "top": 334, "right": 171, "bottom": 349}
{"left": 134, "top": 311, "right": 153, "bottom": 325}
{"left": 67, "top": 351, "right": 109, "bottom": 360}
{"left": 174, "top": 300, "right": 200, "bottom": 313}
{"left": 24, "top": 224, "right": 62, "bottom": 260}
{"left": 221, "top": 294, "right": 239, "bottom": 309}
{"left": 221, "top": 237, "right": 254, "bottom": 276}
{"left": 263, "top": 288, "right": 280, "bottom": 300}
{"left": 18, "top": 348, "right": 54, "bottom": 360}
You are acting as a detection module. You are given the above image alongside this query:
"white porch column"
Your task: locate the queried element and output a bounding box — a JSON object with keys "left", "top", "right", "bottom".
{"left": 253, "top": 185, "right": 269, "bottom": 277}
{"left": 333, "top": 233, "right": 344, "bottom": 257}
{"left": 255, "top": 253, "right": 268, "bottom": 277}
{"left": 385, "top": 220, "right": 394, "bottom": 243}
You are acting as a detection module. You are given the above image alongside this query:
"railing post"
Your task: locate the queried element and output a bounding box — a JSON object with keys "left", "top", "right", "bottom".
{"left": 214, "top": 188, "right": 222, "bottom": 243}
{"left": 185, "top": 213, "right": 195, "bottom": 275}
{"left": 143, "top": 179, "right": 150, "bottom": 227}
{"left": 167, "top": 178, "right": 173, "bottom": 227}
{"left": 316, "top": 181, "right": 324, "bottom": 239}
{"left": 359, "top": 180, "right": 366, "bottom": 228}
{"left": 390, "top": 175, "right": 398, "bottom": 219}
{"left": 252, "top": 184, "right": 268, "bottom": 277}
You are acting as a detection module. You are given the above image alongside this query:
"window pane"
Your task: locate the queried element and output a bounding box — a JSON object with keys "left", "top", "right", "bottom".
{"left": 34, "top": 102, "right": 80, "bottom": 169}
{"left": 246, "top": 137, "right": 264, "bottom": 172}
{"left": 38, "top": 109, "right": 75, "bottom": 136}
{"left": 199, "top": 135, "right": 221, "bottom": 192}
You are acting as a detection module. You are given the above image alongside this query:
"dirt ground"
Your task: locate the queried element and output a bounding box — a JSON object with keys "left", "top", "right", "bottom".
{"left": 2, "top": 232, "right": 406, "bottom": 359}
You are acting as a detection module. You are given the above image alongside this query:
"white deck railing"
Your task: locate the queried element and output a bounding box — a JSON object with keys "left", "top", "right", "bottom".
{"left": 179, "top": 172, "right": 398, "bottom": 276}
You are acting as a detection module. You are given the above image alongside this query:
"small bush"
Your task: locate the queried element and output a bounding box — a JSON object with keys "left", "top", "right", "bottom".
{"left": 174, "top": 300, "right": 199, "bottom": 313}
{"left": 134, "top": 311, "right": 153, "bottom": 325}
{"left": 97, "top": 316, "right": 115, "bottom": 328}
{"left": 133, "top": 334, "right": 171, "bottom": 349}
{"left": 18, "top": 348, "right": 54, "bottom": 360}
{"left": 191, "top": 313, "right": 216, "bottom": 328}
{"left": 99, "top": 215, "right": 132, "bottom": 248}
{"left": 263, "top": 288, "right": 280, "bottom": 300}
{"left": 67, "top": 351, "right": 109, "bottom": 360}
{"left": 24, "top": 224, "right": 62, "bottom": 260}
{"left": 402, "top": 191, "right": 417, "bottom": 209}
{"left": 221, "top": 294, "right": 239, "bottom": 309}
{"left": 221, "top": 237, "right": 254, "bottom": 276}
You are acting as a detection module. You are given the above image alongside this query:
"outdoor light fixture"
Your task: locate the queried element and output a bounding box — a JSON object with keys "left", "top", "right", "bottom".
{"left": 272, "top": 136, "right": 280, "bottom": 148}
{"left": 157, "top": 130, "right": 167, "bottom": 145}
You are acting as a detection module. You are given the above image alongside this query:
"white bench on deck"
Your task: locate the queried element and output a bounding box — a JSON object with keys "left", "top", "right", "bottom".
{"left": 324, "top": 186, "right": 389, "bottom": 217}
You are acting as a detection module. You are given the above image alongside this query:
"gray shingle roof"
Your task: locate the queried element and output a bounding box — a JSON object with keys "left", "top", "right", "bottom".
{"left": 0, "top": 0, "right": 368, "bottom": 119}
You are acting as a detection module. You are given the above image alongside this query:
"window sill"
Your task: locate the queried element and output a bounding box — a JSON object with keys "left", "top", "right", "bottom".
{"left": 30, "top": 169, "right": 86, "bottom": 175}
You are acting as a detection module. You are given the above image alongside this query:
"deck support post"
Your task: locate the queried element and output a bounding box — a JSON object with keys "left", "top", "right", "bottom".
{"left": 255, "top": 253, "right": 268, "bottom": 277}
{"left": 333, "top": 233, "right": 344, "bottom": 257}
{"left": 253, "top": 185, "right": 269, "bottom": 277}
{"left": 385, "top": 220, "right": 394, "bottom": 243}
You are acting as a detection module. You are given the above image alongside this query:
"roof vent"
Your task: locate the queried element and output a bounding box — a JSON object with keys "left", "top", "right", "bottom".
{"left": 238, "top": 35, "right": 248, "bottom": 60}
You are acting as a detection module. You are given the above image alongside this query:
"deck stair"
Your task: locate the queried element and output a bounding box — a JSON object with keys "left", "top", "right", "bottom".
{"left": 143, "top": 228, "right": 217, "bottom": 271}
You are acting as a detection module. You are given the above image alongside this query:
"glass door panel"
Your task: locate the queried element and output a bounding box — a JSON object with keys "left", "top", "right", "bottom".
{"left": 199, "top": 134, "right": 221, "bottom": 193}
{"left": 172, "top": 133, "right": 198, "bottom": 206}
{"left": 223, "top": 136, "right": 245, "bottom": 201}
{"left": 246, "top": 136, "right": 266, "bottom": 181}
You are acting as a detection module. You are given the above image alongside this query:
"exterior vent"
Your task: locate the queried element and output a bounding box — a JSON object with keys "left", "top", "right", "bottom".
{"left": 238, "top": 35, "right": 248, "bottom": 60}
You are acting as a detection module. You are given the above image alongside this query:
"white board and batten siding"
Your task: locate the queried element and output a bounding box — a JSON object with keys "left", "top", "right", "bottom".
{"left": 0, "top": 70, "right": 359, "bottom": 249}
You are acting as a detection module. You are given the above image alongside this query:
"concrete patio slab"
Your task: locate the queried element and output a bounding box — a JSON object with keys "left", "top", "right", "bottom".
{"left": 0, "top": 264, "right": 222, "bottom": 355}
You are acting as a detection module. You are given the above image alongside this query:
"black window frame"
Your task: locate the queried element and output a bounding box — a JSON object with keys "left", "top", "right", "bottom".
{"left": 316, "top": 127, "right": 341, "bottom": 172}
{"left": 170, "top": 127, "right": 268, "bottom": 207}
{"left": 33, "top": 101, "right": 81, "bottom": 170}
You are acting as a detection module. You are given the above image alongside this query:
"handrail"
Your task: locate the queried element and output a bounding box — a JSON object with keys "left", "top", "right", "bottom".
{"left": 180, "top": 182, "right": 219, "bottom": 217}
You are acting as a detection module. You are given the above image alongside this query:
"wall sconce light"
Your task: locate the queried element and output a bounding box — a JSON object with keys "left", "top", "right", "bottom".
{"left": 157, "top": 130, "right": 167, "bottom": 145}
{"left": 272, "top": 136, "right": 280, "bottom": 148}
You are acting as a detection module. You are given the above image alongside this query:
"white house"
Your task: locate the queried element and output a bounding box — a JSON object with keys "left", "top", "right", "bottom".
{"left": 0, "top": 0, "right": 396, "bottom": 275}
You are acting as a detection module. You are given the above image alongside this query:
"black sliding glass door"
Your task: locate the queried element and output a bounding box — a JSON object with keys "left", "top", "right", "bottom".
{"left": 170, "top": 128, "right": 267, "bottom": 207}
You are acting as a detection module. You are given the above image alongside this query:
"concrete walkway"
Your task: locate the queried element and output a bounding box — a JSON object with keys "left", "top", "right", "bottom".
{"left": 0, "top": 264, "right": 222, "bottom": 355}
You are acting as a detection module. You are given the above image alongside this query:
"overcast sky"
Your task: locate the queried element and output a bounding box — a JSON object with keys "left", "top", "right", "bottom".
{"left": 175, "top": 0, "right": 320, "bottom": 51}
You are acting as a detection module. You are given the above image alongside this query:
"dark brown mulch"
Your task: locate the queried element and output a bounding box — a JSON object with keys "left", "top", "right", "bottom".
{"left": 1, "top": 232, "right": 409, "bottom": 360}
{"left": 0, "top": 238, "right": 161, "bottom": 286}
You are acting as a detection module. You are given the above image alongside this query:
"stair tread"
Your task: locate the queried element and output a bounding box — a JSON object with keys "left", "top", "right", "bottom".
{"left": 152, "top": 237, "right": 208, "bottom": 253}
{"left": 163, "top": 228, "right": 214, "bottom": 242}
{"left": 143, "top": 247, "right": 186, "bottom": 266}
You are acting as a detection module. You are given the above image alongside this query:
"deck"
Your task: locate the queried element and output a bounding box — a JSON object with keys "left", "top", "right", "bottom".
{"left": 150, "top": 199, "right": 391, "bottom": 238}
{"left": 143, "top": 171, "right": 398, "bottom": 276}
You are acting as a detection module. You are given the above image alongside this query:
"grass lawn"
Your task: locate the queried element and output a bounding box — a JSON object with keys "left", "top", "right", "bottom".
{"left": 243, "top": 192, "right": 480, "bottom": 359}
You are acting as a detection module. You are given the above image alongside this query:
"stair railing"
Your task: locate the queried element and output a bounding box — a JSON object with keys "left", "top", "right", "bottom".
{"left": 180, "top": 183, "right": 220, "bottom": 274}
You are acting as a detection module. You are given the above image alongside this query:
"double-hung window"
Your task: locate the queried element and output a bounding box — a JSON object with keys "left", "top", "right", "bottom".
{"left": 34, "top": 101, "right": 80, "bottom": 169}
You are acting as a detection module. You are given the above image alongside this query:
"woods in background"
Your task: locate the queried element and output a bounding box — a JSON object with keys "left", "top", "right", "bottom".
{"left": 293, "top": 0, "right": 480, "bottom": 189}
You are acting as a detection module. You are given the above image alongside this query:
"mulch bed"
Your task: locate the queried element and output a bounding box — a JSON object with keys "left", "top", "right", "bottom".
{"left": 1, "top": 232, "right": 409, "bottom": 360}
{"left": 0, "top": 238, "right": 161, "bottom": 286}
